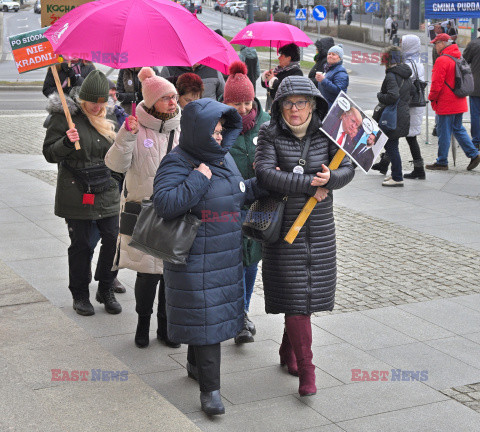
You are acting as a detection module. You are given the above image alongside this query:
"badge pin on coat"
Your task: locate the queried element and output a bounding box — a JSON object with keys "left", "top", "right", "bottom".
{"left": 239, "top": 181, "right": 246, "bottom": 192}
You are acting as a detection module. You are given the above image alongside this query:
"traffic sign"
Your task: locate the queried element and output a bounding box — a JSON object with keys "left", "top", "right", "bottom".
{"left": 217, "top": 0, "right": 228, "bottom": 7}
{"left": 342, "top": 0, "right": 352, "bottom": 7}
{"left": 312, "top": 5, "right": 327, "bottom": 21}
{"left": 365, "top": 2, "right": 379, "bottom": 13}
{"left": 295, "top": 8, "right": 307, "bottom": 21}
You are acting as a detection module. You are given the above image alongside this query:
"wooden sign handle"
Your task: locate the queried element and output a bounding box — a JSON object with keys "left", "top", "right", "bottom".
{"left": 50, "top": 65, "right": 80, "bottom": 150}
{"left": 284, "top": 149, "right": 346, "bottom": 244}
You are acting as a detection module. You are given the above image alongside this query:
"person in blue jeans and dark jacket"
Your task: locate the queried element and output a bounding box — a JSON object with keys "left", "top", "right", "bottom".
{"left": 152, "top": 98, "right": 267, "bottom": 416}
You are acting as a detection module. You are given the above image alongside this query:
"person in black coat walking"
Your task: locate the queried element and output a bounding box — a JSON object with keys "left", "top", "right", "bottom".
{"left": 377, "top": 46, "right": 412, "bottom": 187}
{"left": 152, "top": 98, "right": 266, "bottom": 416}
{"left": 255, "top": 76, "right": 355, "bottom": 397}
{"left": 261, "top": 43, "right": 303, "bottom": 104}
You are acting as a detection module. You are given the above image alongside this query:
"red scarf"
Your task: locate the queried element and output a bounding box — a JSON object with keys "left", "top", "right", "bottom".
{"left": 241, "top": 108, "right": 257, "bottom": 134}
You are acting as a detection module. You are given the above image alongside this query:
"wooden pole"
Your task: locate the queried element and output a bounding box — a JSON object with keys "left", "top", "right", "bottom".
{"left": 50, "top": 65, "right": 80, "bottom": 150}
{"left": 284, "top": 149, "right": 346, "bottom": 244}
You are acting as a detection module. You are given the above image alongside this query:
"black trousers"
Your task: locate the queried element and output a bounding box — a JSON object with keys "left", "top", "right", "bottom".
{"left": 66, "top": 216, "right": 118, "bottom": 299}
{"left": 134, "top": 272, "right": 163, "bottom": 316}
{"left": 187, "top": 344, "right": 221, "bottom": 392}
{"left": 405, "top": 136, "right": 423, "bottom": 161}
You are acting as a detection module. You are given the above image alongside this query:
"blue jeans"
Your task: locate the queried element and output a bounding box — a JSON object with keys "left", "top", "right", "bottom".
{"left": 436, "top": 113, "right": 479, "bottom": 166}
{"left": 470, "top": 96, "right": 480, "bottom": 147}
{"left": 243, "top": 263, "right": 258, "bottom": 312}
{"left": 384, "top": 138, "right": 402, "bottom": 181}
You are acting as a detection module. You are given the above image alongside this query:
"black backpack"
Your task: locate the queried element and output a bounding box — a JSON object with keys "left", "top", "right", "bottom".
{"left": 408, "top": 60, "right": 427, "bottom": 107}
{"left": 442, "top": 54, "right": 474, "bottom": 98}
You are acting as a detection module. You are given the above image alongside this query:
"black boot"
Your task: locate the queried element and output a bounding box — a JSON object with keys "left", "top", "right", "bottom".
{"left": 157, "top": 275, "right": 180, "bottom": 348}
{"left": 404, "top": 159, "right": 426, "bottom": 180}
{"left": 234, "top": 313, "right": 254, "bottom": 344}
{"left": 371, "top": 152, "right": 390, "bottom": 175}
{"left": 432, "top": 125, "right": 437, "bottom": 136}
{"left": 200, "top": 390, "right": 225, "bottom": 416}
{"left": 96, "top": 283, "right": 122, "bottom": 314}
{"left": 73, "top": 297, "right": 95, "bottom": 316}
{"left": 135, "top": 315, "right": 151, "bottom": 348}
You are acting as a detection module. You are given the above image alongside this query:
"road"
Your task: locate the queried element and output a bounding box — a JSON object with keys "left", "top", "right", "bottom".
{"left": 0, "top": 5, "right": 427, "bottom": 111}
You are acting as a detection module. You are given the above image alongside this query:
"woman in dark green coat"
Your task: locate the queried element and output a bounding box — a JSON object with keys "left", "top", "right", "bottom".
{"left": 43, "top": 70, "right": 121, "bottom": 317}
{"left": 224, "top": 61, "right": 271, "bottom": 344}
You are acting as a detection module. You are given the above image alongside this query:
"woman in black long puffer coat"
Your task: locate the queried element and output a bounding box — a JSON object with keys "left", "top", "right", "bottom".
{"left": 255, "top": 76, "right": 355, "bottom": 397}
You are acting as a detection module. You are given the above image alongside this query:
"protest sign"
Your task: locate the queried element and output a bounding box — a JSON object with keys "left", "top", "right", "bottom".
{"left": 320, "top": 91, "right": 388, "bottom": 173}
{"left": 42, "top": 0, "right": 92, "bottom": 27}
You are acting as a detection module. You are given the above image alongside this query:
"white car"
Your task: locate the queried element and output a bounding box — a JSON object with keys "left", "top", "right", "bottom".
{"left": 0, "top": 0, "right": 20, "bottom": 12}
{"left": 230, "top": 1, "right": 246, "bottom": 16}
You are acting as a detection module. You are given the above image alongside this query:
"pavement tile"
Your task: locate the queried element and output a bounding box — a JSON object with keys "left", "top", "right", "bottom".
{"left": 368, "top": 342, "right": 480, "bottom": 390}
{"left": 300, "top": 380, "right": 448, "bottom": 422}
{"left": 450, "top": 294, "right": 480, "bottom": 312}
{"left": 95, "top": 332, "right": 184, "bottom": 376}
{"left": 0, "top": 236, "right": 67, "bottom": 261}
{"left": 337, "top": 400, "right": 480, "bottom": 432}
{"left": 425, "top": 337, "right": 480, "bottom": 370}
{"left": 312, "top": 312, "right": 415, "bottom": 350}
{"left": 0, "top": 220, "right": 53, "bottom": 242}
{"left": 311, "top": 343, "right": 394, "bottom": 384}
{"left": 398, "top": 299, "right": 480, "bottom": 335}
{"left": 0, "top": 207, "right": 30, "bottom": 224}
{"left": 187, "top": 395, "right": 331, "bottom": 432}
{"left": 360, "top": 306, "right": 455, "bottom": 341}
{"left": 220, "top": 365, "right": 341, "bottom": 405}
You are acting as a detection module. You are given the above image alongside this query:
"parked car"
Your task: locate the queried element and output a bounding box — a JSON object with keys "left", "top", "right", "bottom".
{"left": 236, "top": 4, "right": 260, "bottom": 19}
{"left": 186, "top": 0, "right": 202, "bottom": 14}
{"left": 33, "top": 0, "right": 41, "bottom": 14}
{"left": 229, "top": 1, "right": 246, "bottom": 15}
{"left": 0, "top": 0, "right": 20, "bottom": 12}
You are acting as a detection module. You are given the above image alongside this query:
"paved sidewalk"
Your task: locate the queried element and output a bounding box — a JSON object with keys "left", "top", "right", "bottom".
{"left": 1, "top": 109, "right": 480, "bottom": 431}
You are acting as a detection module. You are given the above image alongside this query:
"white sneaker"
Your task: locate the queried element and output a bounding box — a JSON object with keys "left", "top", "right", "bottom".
{"left": 384, "top": 175, "right": 392, "bottom": 181}
{"left": 382, "top": 178, "right": 404, "bottom": 187}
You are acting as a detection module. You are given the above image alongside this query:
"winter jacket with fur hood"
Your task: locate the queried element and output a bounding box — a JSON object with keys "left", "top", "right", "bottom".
{"left": 43, "top": 93, "right": 120, "bottom": 220}
{"left": 255, "top": 76, "right": 355, "bottom": 314}
{"left": 152, "top": 99, "right": 266, "bottom": 345}
{"left": 429, "top": 43, "right": 469, "bottom": 114}
{"left": 105, "top": 102, "right": 181, "bottom": 274}
{"left": 377, "top": 63, "right": 412, "bottom": 139}
{"left": 402, "top": 35, "right": 425, "bottom": 137}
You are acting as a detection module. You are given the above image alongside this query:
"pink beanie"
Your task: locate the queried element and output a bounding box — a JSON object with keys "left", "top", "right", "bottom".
{"left": 138, "top": 67, "right": 176, "bottom": 108}
{"left": 223, "top": 61, "right": 254, "bottom": 104}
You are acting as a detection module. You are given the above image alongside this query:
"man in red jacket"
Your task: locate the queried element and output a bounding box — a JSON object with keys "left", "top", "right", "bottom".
{"left": 427, "top": 33, "right": 480, "bottom": 171}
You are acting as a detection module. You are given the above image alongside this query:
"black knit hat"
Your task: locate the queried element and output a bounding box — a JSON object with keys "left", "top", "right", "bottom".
{"left": 78, "top": 70, "right": 109, "bottom": 103}
{"left": 279, "top": 43, "right": 300, "bottom": 62}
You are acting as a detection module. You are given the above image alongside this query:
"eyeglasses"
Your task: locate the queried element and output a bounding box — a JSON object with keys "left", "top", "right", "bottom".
{"left": 212, "top": 129, "right": 224, "bottom": 137}
{"left": 282, "top": 100, "right": 309, "bottom": 110}
{"left": 160, "top": 94, "right": 179, "bottom": 103}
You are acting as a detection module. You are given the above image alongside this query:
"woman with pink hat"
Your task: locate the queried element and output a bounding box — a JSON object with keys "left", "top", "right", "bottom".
{"left": 105, "top": 67, "right": 182, "bottom": 349}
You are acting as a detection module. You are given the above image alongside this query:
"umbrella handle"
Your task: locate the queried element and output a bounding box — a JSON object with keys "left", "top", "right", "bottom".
{"left": 132, "top": 102, "right": 136, "bottom": 117}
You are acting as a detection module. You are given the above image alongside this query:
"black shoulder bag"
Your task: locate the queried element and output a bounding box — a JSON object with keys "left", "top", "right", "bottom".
{"left": 243, "top": 136, "right": 312, "bottom": 244}
{"left": 408, "top": 60, "right": 427, "bottom": 108}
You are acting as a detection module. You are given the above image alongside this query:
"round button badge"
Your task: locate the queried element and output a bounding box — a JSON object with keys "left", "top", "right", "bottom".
{"left": 144, "top": 139, "right": 154, "bottom": 148}
{"left": 239, "top": 181, "right": 246, "bottom": 192}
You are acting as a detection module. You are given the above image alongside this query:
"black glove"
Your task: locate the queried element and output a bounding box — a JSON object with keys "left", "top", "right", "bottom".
{"left": 60, "top": 63, "right": 76, "bottom": 79}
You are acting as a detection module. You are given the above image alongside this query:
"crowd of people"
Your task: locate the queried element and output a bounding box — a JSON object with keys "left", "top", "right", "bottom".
{"left": 40, "top": 22, "right": 480, "bottom": 416}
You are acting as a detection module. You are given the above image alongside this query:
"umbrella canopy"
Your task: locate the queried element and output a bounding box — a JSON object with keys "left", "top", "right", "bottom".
{"left": 44, "top": 0, "right": 237, "bottom": 72}
{"left": 230, "top": 21, "right": 313, "bottom": 49}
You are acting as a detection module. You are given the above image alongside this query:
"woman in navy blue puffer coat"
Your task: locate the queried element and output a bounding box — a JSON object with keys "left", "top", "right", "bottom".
{"left": 152, "top": 98, "right": 266, "bottom": 416}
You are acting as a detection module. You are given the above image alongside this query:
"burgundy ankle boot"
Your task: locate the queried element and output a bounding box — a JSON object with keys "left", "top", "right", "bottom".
{"left": 279, "top": 329, "right": 298, "bottom": 376}
{"left": 285, "top": 315, "right": 316, "bottom": 396}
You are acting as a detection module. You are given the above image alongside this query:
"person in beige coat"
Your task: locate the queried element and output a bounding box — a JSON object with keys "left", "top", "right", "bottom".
{"left": 105, "top": 67, "right": 181, "bottom": 349}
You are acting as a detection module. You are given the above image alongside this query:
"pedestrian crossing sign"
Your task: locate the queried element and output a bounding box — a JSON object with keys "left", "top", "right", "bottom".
{"left": 295, "top": 8, "right": 307, "bottom": 20}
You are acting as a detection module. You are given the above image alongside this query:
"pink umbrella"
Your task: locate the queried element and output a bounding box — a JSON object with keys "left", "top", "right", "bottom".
{"left": 230, "top": 21, "right": 313, "bottom": 69}
{"left": 230, "top": 21, "right": 313, "bottom": 49}
{"left": 44, "top": 0, "right": 237, "bottom": 72}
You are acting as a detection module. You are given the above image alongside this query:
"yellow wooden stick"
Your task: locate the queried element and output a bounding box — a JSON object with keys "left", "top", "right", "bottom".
{"left": 284, "top": 149, "right": 346, "bottom": 244}
{"left": 51, "top": 65, "right": 80, "bottom": 150}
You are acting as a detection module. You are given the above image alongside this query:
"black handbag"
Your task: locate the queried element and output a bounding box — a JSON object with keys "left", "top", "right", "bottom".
{"left": 408, "top": 60, "right": 427, "bottom": 108}
{"left": 119, "top": 130, "right": 175, "bottom": 236}
{"left": 242, "top": 136, "right": 311, "bottom": 244}
{"left": 128, "top": 199, "right": 201, "bottom": 265}
{"left": 372, "top": 103, "right": 385, "bottom": 123}
{"left": 62, "top": 161, "right": 113, "bottom": 193}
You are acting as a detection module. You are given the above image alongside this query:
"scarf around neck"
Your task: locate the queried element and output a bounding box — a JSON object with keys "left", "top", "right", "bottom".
{"left": 241, "top": 107, "right": 257, "bottom": 134}
{"left": 274, "top": 61, "right": 300, "bottom": 76}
